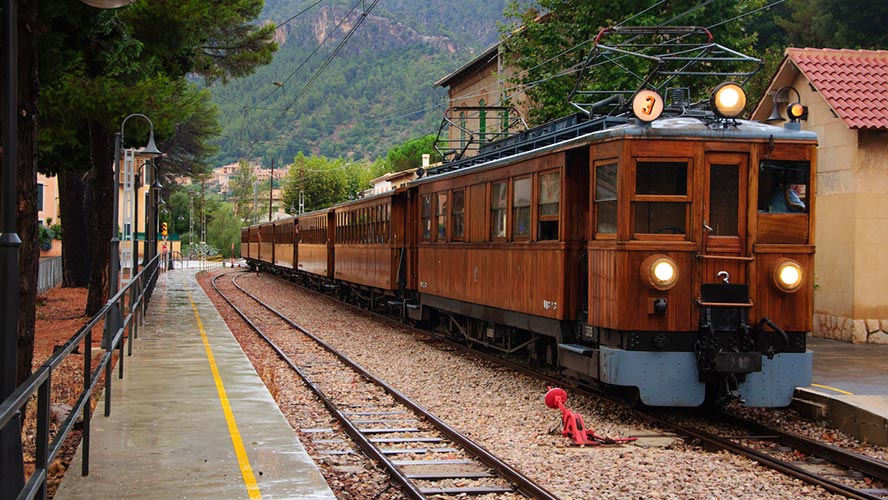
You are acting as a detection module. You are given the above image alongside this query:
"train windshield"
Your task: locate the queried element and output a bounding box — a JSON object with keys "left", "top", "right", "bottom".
{"left": 758, "top": 160, "right": 810, "bottom": 214}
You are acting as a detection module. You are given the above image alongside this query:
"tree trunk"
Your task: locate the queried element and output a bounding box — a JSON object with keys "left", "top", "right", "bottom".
{"left": 84, "top": 123, "right": 113, "bottom": 316}
{"left": 15, "top": 0, "right": 38, "bottom": 390}
{"left": 58, "top": 171, "right": 91, "bottom": 287}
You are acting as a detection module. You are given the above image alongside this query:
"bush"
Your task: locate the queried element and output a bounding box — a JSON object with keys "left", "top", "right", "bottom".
{"left": 38, "top": 224, "right": 54, "bottom": 251}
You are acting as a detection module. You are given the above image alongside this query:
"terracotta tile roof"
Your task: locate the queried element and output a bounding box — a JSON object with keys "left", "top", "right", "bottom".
{"left": 787, "top": 48, "right": 888, "bottom": 129}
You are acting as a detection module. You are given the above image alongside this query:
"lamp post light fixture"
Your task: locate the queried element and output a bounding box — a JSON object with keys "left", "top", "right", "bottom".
{"left": 106, "top": 114, "right": 161, "bottom": 349}
{"left": 766, "top": 86, "right": 808, "bottom": 130}
{"left": 149, "top": 162, "right": 163, "bottom": 263}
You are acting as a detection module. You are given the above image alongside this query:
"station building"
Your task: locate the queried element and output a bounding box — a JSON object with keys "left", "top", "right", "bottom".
{"left": 751, "top": 48, "right": 888, "bottom": 345}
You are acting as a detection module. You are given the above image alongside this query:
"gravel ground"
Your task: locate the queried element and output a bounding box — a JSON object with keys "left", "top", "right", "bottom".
{"left": 208, "top": 270, "right": 851, "bottom": 499}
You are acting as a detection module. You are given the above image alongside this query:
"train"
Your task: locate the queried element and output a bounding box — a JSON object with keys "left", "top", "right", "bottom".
{"left": 242, "top": 82, "right": 817, "bottom": 407}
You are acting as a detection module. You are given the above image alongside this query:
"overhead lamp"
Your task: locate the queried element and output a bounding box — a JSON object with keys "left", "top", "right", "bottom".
{"left": 766, "top": 86, "right": 808, "bottom": 124}
{"left": 710, "top": 82, "right": 747, "bottom": 119}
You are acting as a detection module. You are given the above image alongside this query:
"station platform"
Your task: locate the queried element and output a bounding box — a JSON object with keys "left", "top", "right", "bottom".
{"left": 794, "top": 336, "right": 888, "bottom": 446}
{"left": 55, "top": 268, "right": 335, "bottom": 499}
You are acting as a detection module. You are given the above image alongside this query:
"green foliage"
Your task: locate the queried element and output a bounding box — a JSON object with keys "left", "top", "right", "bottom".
{"left": 501, "top": 0, "right": 778, "bottom": 125}
{"left": 779, "top": 0, "right": 888, "bottom": 49}
{"left": 207, "top": 204, "right": 242, "bottom": 258}
{"left": 281, "top": 152, "right": 373, "bottom": 213}
{"left": 383, "top": 134, "right": 439, "bottom": 173}
{"left": 38, "top": 224, "right": 55, "bottom": 252}
{"left": 229, "top": 161, "right": 259, "bottom": 223}
{"left": 36, "top": 0, "right": 276, "bottom": 177}
{"left": 207, "top": 0, "right": 512, "bottom": 164}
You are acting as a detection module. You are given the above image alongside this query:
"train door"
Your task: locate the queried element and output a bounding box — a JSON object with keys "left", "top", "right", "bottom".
{"left": 700, "top": 153, "right": 750, "bottom": 286}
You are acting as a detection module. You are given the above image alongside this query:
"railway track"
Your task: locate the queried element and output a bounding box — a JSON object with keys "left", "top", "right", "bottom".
{"left": 210, "top": 270, "right": 559, "bottom": 500}
{"left": 240, "top": 271, "right": 888, "bottom": 500}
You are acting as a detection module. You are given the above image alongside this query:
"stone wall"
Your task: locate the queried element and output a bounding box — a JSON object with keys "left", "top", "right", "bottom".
{"left": 815, "top": 313, "right": 888, "bottom": 344}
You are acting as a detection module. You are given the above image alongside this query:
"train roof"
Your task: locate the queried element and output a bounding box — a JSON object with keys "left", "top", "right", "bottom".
{"left": 414, "top": 117, "right": 817, "bottom": 186}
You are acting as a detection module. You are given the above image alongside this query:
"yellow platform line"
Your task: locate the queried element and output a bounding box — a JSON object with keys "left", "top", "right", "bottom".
{"left": 812, "top": 383, "right": 854, "bottom": 395}
{"left": 189, "top": 292, "right": 262, "bottom": 500}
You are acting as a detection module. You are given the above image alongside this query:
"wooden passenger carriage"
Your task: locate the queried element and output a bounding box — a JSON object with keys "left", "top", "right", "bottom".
{"left": 296, "top": 210, "right": 334, "bottom": 278}
{"left": 332, "top": 189, "right": 409, "bottom": 292}
{"left": 273, "top": 217, "right": 297, "bottom": 269}
{"left": 411, "top": 151, "right": 587, "bottom": 335}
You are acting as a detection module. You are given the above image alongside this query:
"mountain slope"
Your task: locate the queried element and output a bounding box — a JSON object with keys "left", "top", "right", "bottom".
{"left": 209, "top": 0, "right": 508, "bottom": 166}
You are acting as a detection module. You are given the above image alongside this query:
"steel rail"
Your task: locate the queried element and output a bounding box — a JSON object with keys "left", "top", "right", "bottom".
{"left": 717, "top": 414, "right": 888, "bottom": 483}
{"left": 211, "top": 271, "right": 559, "bottom": 500}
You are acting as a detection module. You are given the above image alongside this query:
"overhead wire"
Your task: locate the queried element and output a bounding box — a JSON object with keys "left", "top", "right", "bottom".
{"left": 251, "top": 0, "right": 364, "bottom": 106}
{"left": 274, "top": 0, "right": 325, "bottom": 29}
{"left": 279, "top": 0, "right": 381, "bottom": 116}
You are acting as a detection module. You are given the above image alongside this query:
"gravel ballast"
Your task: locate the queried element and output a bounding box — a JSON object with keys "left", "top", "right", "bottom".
{"left": 205, "top": 270, "right": 859, "bottom": 499}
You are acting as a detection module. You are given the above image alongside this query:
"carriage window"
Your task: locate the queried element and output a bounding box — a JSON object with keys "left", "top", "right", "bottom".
{"left": 538, "top": 172, "right": 560, "bottom": 241}
{"left": 491, "top": 181, "right": 507, "bottom": 239}
{"left": 758, "top": 160, "right": 809, "bottom": 213}
{"left": 636, "top": 161, "right": 687, "bottom": 195}
{"left": 436, "top": 192, "right": 447, "bottom": 241}
{"left": 421, "top": 195, "right": 432, "bottom": 241}
{"left": 595, "top": 163, "right": 618, "bottom": 234}
{"left": 633, "top": 161, "right": 689, "bottom": 235}
{"left": 452, "top": 189, "right": 465, "bottom": 240}
{"left": 710, "top": 164, "right": 739, "bottom": 236}
{"left": 513, "top": 177, "right": 531, "bottom": 240}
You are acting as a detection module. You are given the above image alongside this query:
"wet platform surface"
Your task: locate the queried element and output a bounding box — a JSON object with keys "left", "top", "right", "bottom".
{"left": 795, "top": 336, "right": 888, "bottom": 445}
{"left": 55, "top": 268, "right": 335, "bottom": 499}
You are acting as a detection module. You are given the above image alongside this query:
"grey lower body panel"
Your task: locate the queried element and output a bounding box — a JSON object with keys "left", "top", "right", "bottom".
{"left": 596, "top": 346, "right": 812, "bottom": 407}
{"left": 737, "top": 350, "right": 813, "bottom": 407}
{"left": 599, "top": 347, "right": 706, "bottom": 406}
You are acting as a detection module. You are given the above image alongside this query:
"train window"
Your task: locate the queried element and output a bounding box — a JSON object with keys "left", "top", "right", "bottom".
{"left": 633, "top": 161, "right": 689, "bottom": 236}
{"left": 421, "top": 195, "right": 432, "bottom": 241}
{"left": 491, "top": 181, "right": 507, "bottom": 239}
{"left": 452, "top": 189, "right": 465, "bottom": 241}
{"left": 709, "top": 164, "right": 739, "bottom": 236}
{"left": 595, "top": 163, "right": 618, "bottom": 235}
{"left": 538, "top": 172, "right": 560, "bottom": 241}
{"left": 636, "top": 161, "right": 687, "bottom": 195}
{"left": 758, "top": 160, "right": 809, "bottom": 213}
{"left": 436, "top": 192, "right": 447, "bottom": 241}
{"left": 513, "top": 177, "right": 531, "bottom": 240}
{"left": 633, "top": 202, "right": 687, "bottom": 234}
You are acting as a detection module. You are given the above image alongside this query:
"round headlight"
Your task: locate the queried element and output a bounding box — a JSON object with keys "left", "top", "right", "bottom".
{"left": 773, "top": 259, "right": 803, "bottom": 293}
{"left": 710, "top": 82, "right": 747, "bottom": 118}
{"left": 641, "top": 255, "right": 679, "bottom": 291}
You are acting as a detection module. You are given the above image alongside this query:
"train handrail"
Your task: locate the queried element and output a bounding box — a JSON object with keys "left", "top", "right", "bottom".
{"left": 0, "top": 255, "right": 162, "bottom": 500}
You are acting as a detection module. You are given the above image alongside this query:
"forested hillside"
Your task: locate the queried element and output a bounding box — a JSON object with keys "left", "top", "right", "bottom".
{"left": 209, "top": 0, "right": 508, "bottom": 166}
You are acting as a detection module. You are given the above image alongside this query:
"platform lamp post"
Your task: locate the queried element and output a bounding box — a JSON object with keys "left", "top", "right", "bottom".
{"left": 0, "top": 0, "right": 24, "bottom": 496}
{"left": 105, "top": 114, "right": 161, "bottom": 350}
{"left": 149, "top": 161, "right": 163, "bottom": 263}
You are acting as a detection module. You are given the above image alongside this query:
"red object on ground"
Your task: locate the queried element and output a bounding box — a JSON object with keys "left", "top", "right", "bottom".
{"left": 544, "top": 387, "right": 637, "bottom": 446}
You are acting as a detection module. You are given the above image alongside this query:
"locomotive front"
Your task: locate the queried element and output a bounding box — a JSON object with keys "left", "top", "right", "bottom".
{"left": 578, "top": 86, "right": 817, "bottom": 407}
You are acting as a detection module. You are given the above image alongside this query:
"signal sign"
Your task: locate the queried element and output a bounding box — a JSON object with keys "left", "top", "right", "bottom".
{"left": 161, "top": 222, "right": 168, "bottom": 236}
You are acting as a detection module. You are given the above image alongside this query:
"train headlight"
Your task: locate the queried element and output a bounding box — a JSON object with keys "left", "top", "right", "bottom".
{"left": 641, "top": 255, "right": 679, "bottom": 291}
{"left": 711, "top": 82, "right": 747, "bottom": 118}
{"left": 773, "top": 259, "right": 803, "bottom": 293}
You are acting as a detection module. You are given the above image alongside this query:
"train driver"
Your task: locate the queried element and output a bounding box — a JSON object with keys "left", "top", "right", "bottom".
{"left": 759, "top": 171, "right": 806, "bottom": 213}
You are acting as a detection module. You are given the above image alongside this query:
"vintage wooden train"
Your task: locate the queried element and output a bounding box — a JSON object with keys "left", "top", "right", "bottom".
{"left": 242, "top": 84, "right": 816, "bottom": 407}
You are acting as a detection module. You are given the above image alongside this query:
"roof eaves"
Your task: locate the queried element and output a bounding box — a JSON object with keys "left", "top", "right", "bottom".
{"left": 434, "top": 43, "right": 500, "bottom": 88}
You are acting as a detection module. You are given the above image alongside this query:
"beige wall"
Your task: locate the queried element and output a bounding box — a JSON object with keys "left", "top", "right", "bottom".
{"left": 37, "top": 173, "right": 59, "bottom": 226}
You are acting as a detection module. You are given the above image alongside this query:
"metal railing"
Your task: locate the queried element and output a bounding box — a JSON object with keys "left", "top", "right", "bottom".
{"left": 37, "top": 257, "right": 62, "bottom": 295}
{"left": 0, "top": 254, "right": 162, "bottom": 500}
